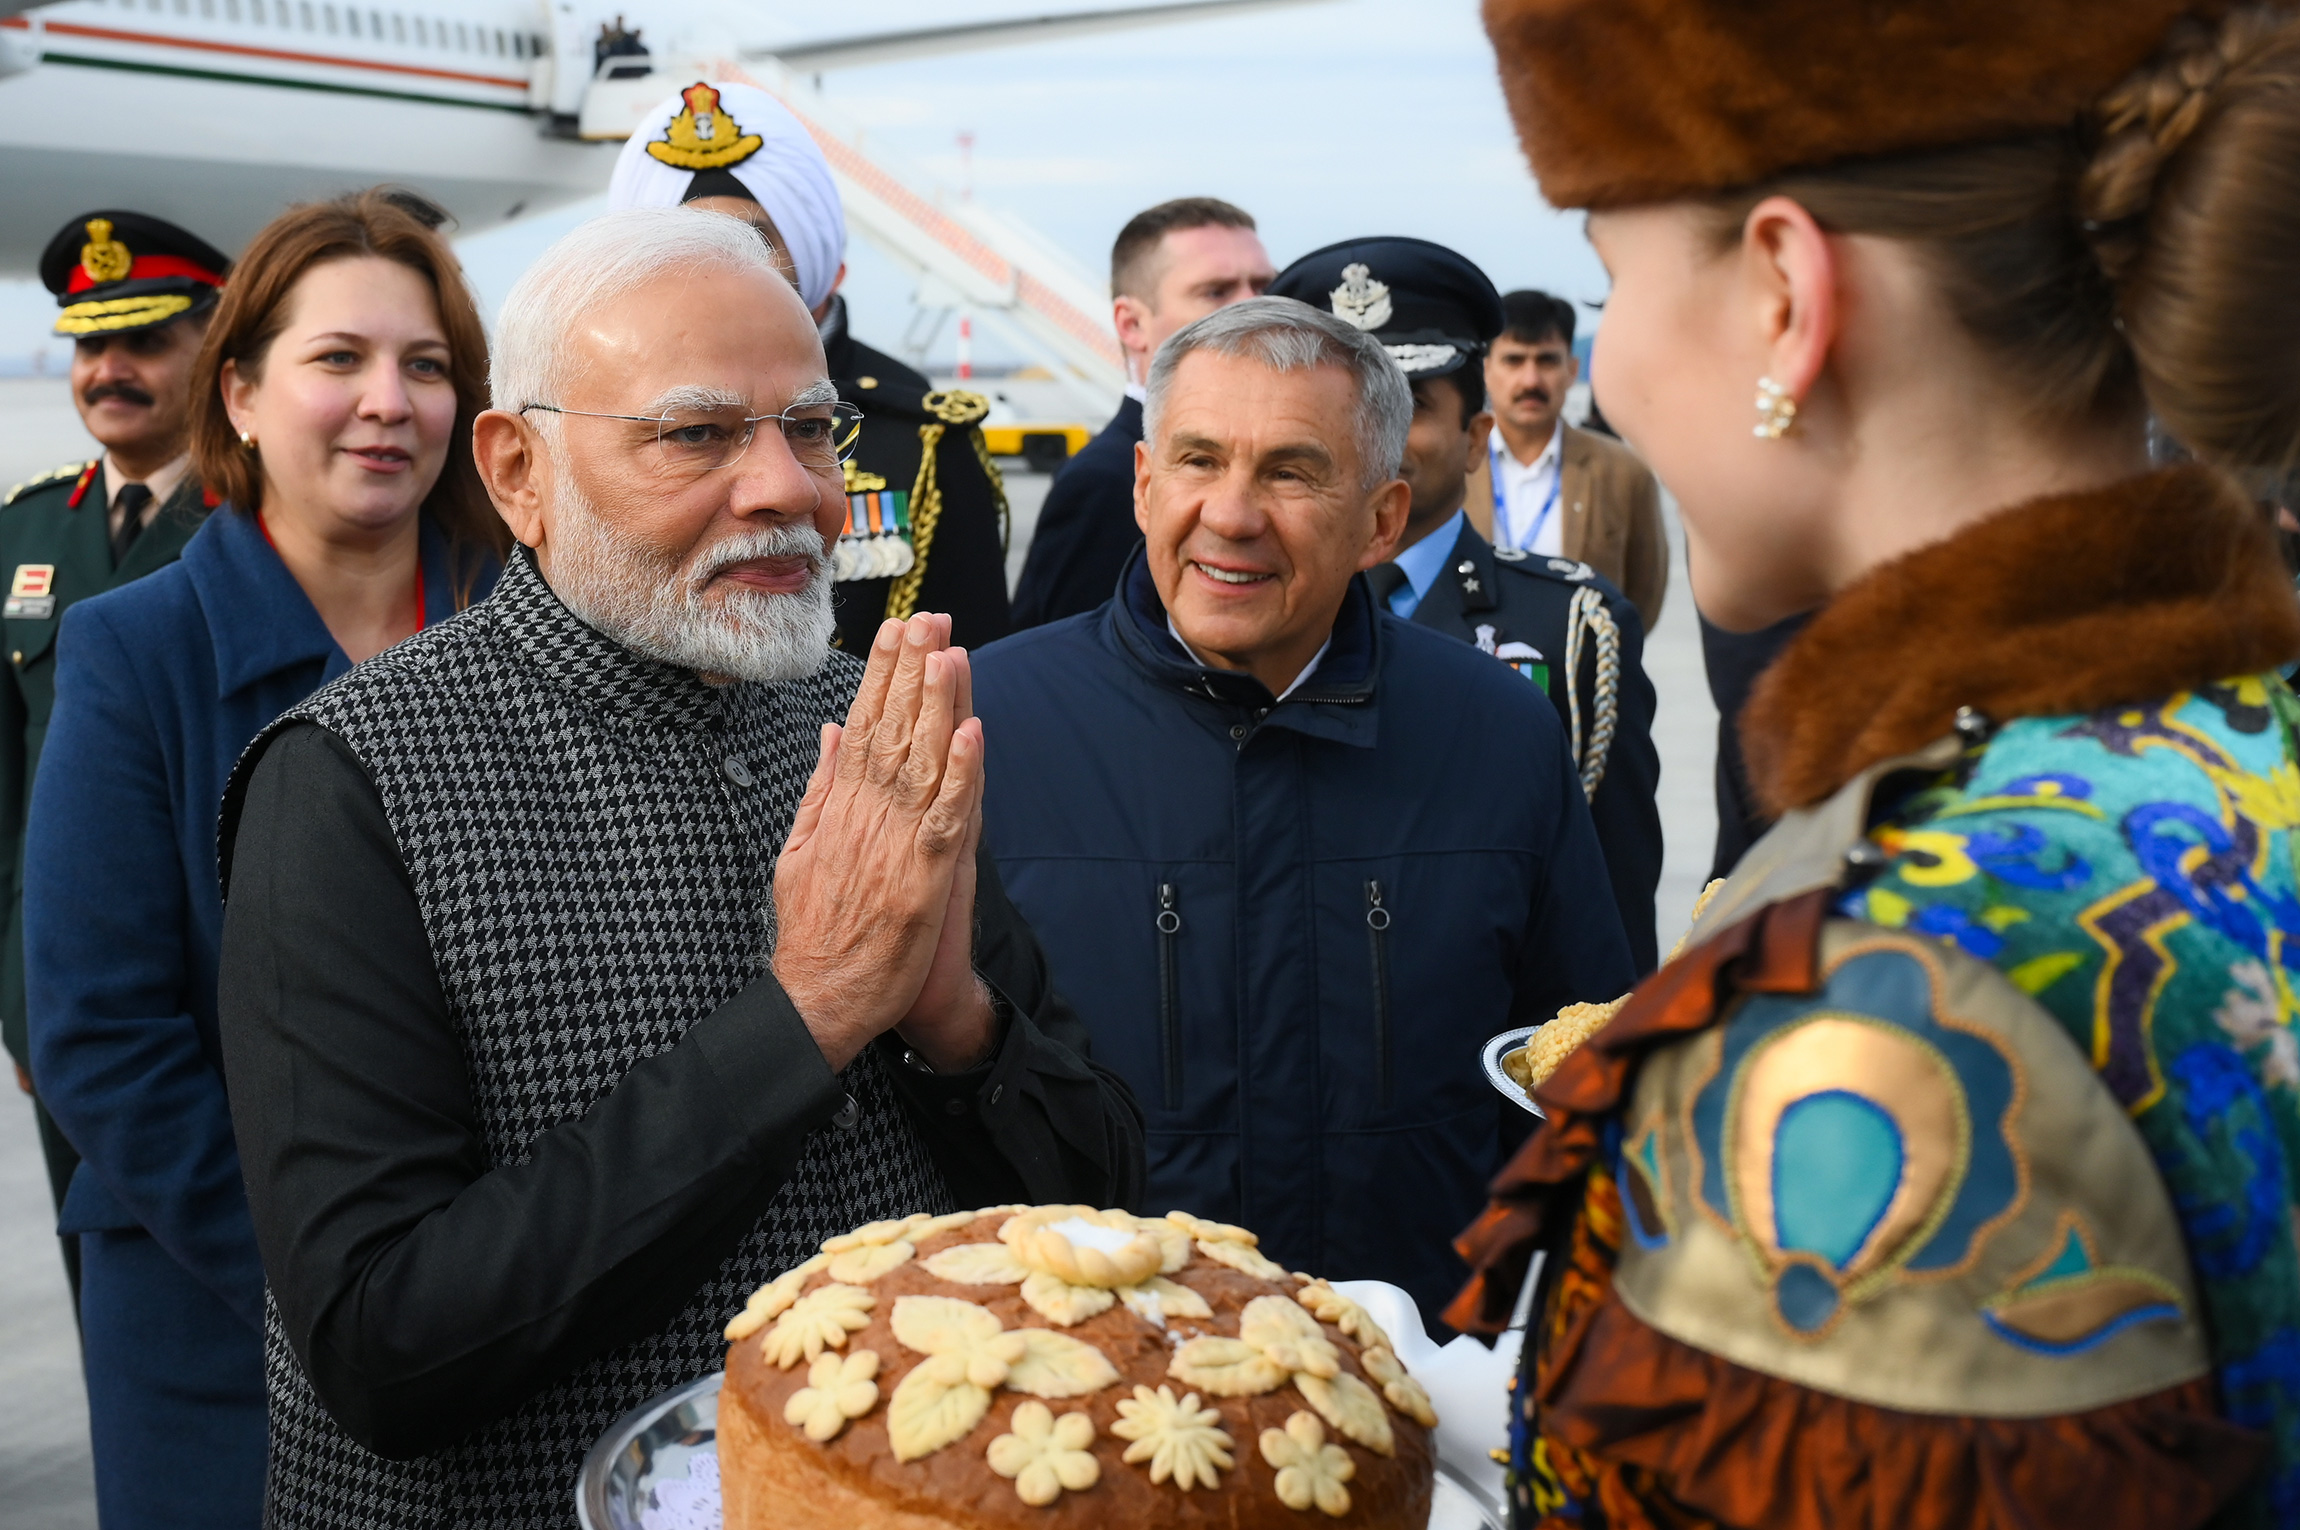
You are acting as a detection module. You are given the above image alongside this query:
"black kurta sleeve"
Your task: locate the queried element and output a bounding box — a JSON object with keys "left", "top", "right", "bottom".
{"left": 219, "top": 721, "right": 1142, "bottom": 1460}
{"left": 876, "top": 854, "right": 1146, "bottom": 1213}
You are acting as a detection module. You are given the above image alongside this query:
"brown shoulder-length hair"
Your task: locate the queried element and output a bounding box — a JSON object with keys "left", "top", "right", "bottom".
{"left": 190, "top": 187, "right": 511, "bottom": 599}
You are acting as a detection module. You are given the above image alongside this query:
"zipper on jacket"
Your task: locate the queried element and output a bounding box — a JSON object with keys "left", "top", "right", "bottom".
{"left": 1157, "top": 883, "right": 1183, "bottom": 1109}
{"left": 1366, "top": 879, "right": 1392, "bottom": 1109}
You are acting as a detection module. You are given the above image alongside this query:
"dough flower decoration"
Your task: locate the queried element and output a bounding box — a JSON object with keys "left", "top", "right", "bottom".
{"left": 984, "top": 1401, "right": 1101, "bottom": 1506}
{"left": 885, "top": 1294, "right": 1120, "bottom": 1461}
{"left": 784, "top": 1350, "right": 881, "bottom": 1442}
{"left": 1170, "top": 1293, "right": 1340, "bottom": 1396}
{"left": 761, "top": 1283, "right": 875, "bottom": 1369}
{"left": 726, "top": 1253, "right": 828, "bottom": 1339}
{"left": 818, "top": 1209, "right": 980, "bottom": 1286}
{"left": 1260, "top": 1410, "right": 1356, "bottom": 1517}
{"left": 1110, "top": 1383, "right": 1235, "bottom": 1490}
{"left": 923, "top": 1206, "right": 1210, "bottom": 1328}
{"left": 1357, "top": 1345, "right": 1438, "bottom": 1429}
{"left": 1167, "top": 1209, "right": 1290, "bottom": 1281}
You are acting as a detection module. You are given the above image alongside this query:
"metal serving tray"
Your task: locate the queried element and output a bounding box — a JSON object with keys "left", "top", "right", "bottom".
{"left": 1480, "top": 1025, "right": 1545, "bottom": 1117}
{"left": 577, "top": 1371, "right": 1505, "bottom": 1530}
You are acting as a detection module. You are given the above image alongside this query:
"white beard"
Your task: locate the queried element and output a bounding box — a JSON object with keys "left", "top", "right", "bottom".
{"left": 547, "top": 483, "right": 836, "bottom": 684}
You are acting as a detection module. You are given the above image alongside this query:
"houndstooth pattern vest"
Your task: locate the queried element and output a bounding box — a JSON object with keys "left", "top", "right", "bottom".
{"left": 252, "top": 550, "right": 952, "bottom": 1528}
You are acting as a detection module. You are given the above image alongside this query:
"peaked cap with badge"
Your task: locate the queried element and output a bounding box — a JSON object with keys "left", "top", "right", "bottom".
{"left": 39, "top": 210, "right": 228, "bottom": 336}
{"left": 1459, "top": 6, "right": 2300, "bottom": 1530}
{"left": 609, "top": 82, "right": 1012, "bottom": 651}
{"left": 1268, "top": 236, "right": 1504, "bottom": 382}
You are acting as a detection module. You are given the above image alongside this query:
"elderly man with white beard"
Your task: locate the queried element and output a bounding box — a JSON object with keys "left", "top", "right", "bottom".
{"left": 213, "top": 208, "right": 1144, "bottom": 1529}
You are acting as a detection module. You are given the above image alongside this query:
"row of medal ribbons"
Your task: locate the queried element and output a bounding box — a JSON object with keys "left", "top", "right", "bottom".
{"left": 835, "top": 480, "right": 915, "bottom": 582}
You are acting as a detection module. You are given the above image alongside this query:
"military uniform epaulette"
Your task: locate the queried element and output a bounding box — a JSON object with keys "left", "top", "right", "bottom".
{"left": 1492, "top": 546, "right": 1601, "bottom": 587}
{"left": 845, "top": 375, "right": 991, "bottom": 429}
{"left": 4, "top": 460, "right": 96, "bottom": 508}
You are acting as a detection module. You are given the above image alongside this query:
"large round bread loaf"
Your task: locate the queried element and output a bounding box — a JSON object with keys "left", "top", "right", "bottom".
{"left": 720, "top": 1206, "right": 1438, "bottom": 1529}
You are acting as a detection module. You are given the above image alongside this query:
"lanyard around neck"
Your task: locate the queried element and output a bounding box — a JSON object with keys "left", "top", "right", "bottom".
{"left": 1491, "top": 434, "right": 1561, "bottom": 552}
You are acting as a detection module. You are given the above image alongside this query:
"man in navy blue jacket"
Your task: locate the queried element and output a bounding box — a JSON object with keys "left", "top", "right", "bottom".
{"left": 973, "top": 296, "right": 1634, "bottom": 1322}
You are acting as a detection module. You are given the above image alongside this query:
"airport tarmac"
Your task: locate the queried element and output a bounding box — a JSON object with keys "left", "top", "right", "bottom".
{"left": 0, "top": 376, "right": 1717, "bottom": 1521}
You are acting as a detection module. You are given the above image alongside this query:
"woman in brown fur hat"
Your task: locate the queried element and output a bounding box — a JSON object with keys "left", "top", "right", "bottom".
{"left": 1451, "top": 5, "right": 2300, "bottom": 1528}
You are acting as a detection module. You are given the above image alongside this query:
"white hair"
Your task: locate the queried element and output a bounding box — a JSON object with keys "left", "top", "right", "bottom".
{"left": 490, "top": 206, "right": 794, "bottom": 412}
{"left": 1143, "top": 297, "right": 1413, "bottom": 489}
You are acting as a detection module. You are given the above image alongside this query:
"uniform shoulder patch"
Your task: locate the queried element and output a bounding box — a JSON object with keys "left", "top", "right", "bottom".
{"left": 923, "top": 388, "right": 991, "bottom": 428}
{"left": 846, "top": 374, "right": 929, "bottom": 418}
{"left": 1547, "top": 557, "right": 1595, "bottom": 581}
{"left": 4, "top": 460, "right": 95, "bottom": 507}
{"left": 1492, "top": 545, "right": 1528, "bottom": 562}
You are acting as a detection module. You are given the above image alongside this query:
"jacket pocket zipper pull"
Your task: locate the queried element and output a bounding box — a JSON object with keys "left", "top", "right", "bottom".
{"left": 1157, "top": 883, "right": 1183, "bottom": 1110}
{"left": 1366, "top": 879, "right": 1392, "bottom": 1110}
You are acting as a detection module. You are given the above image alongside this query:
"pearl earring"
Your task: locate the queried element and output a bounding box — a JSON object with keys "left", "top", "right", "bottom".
{"left": 1753, "top": 376, "right": 1798, "bottom": 440}
{"left": 239, "top": 430, "right": 257, "bottom": 450}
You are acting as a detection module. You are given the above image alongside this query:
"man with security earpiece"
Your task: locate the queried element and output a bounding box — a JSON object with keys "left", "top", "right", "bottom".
{"left": 611, "top": 81, "right": 1013, "bottom": 654}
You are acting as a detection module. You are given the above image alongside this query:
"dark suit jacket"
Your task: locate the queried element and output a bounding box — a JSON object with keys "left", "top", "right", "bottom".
{"left": 1010, "top": 396, "right": 1144, "bottom": 628}
{"left": 1403, "top": 520, "right": 1663, "bottom": 972}
{"left": 24, "top": 509, "right": 491, "bottom": 1329}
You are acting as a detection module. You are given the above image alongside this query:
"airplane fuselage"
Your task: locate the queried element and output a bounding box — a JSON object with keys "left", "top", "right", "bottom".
{"left": 0, "top": 1, "right": 615, "bottom": 271}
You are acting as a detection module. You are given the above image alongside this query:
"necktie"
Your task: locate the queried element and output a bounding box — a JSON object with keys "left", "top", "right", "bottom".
{"left": 111, "top": 482, "right": 153, "bottom": 566}
{"left": 1365, "top": 562, "right": 1409, "bottom": 609}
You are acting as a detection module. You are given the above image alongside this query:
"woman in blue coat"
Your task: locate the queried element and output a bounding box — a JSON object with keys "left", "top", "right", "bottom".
{"left": 23, "top": 189, "right": 506, "bottom": 1530}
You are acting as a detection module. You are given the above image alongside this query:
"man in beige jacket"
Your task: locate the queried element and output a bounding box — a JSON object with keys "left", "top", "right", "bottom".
{"left": 1467, "top": 290, "right": 1668, "bottom": 628}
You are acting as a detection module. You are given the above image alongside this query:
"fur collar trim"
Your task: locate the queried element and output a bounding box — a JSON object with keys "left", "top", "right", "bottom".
{"left": 1741, "top": 465, "right": 2300, "bottom": 816}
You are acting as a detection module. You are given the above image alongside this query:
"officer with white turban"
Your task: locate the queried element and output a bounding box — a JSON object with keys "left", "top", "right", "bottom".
{"left": 610, "top": 81, "right": 1013, "bottom": 653}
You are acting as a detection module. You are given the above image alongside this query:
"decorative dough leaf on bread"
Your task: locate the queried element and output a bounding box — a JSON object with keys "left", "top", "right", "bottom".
{"left": 1164, "top": 1211, "right": 1258, "bottom": 1245}
{"left": 1296, "top": 1371, "right": 1395, "bottom": 1456}
{"left": 1129, "top": 1215, "right": 1193, "bottom": 1274}
{"left": 1359, "top": 1345, "right": 1439, "bottom": 1428}
{"left": 1119, "top": 1276, "right": 1213, "bottom": 1325}
{"left": 760, "top": 1284, "right": 875, "bottom": 1369}
{"left": 1295, "top": 1279, "right": 1392, "bottom": 1352}
{"left": 887, "top": 1353, "right": 994, "bottom": 1462}
{"left": 923, "top": 1241, "right": 1033, "bottom": 1286}
{"left": 826, "top": 1240, "right": 915, "bottom": 1285}
{"left": 1020, "top": 1270, "right": 1116, "bottom": 1327}
{"left": 891, "top": 1295, "right": 1027, "bottom": 1388}
{"left": 1005, "top": 1328, "right": 1122, "bottom": 1398}
{"left": 1196, "top": 1237, "right": 1290, "bottom": 1281}
{"left": 725, "top": 1253, "right": 829, "bottom": 1340}
{"left": 1239, "top": 1295, "right": 1340, "bottom": 1379}
{"left": 902, "top": 1210, "right": 980, "bottom": 1242}
{"left": 1168, "top": 1336, "right": 1289, "bottom": 1397}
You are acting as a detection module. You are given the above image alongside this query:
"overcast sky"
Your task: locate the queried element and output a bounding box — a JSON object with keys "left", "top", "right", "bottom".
{"left": 0, "top": 0, "right": 1607, "bottom": 378}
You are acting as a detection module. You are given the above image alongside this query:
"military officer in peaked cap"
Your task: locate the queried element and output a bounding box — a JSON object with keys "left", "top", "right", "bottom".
{"left": 609, "top": 81, "right": 1012, "bottom": 654}
{"left": 1270, "top": 238, "right": 1662, "bottom": 969}
{"left": 3, "top": 210, "right": 227, "bottom": 1303}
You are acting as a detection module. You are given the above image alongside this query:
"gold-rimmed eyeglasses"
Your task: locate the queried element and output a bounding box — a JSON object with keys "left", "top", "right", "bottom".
{"left": 518, "top": 396, "right": 865, "bottom": 478}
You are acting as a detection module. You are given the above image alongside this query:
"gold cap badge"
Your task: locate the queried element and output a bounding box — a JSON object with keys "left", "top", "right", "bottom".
{"left": 79, "top": 219, "right": 132, "bottom": 286}
{"left": 645, "top": 83, "right": 766, "bottom": 171}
